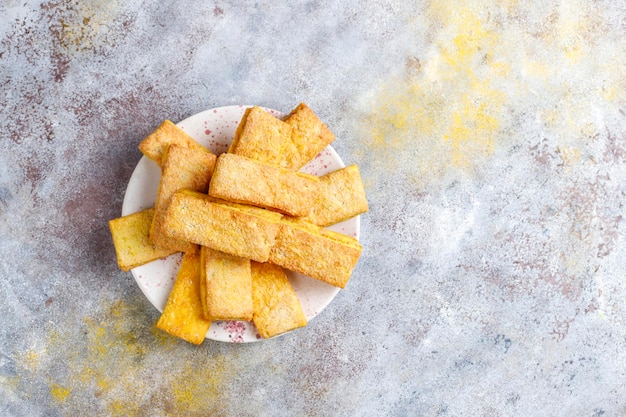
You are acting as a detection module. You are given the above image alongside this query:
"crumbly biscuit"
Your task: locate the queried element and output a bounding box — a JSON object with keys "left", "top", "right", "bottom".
{"left": 229, "top": 104, "right": 334, "bottom": 170}
{"left": 251, "top": 262, "right": 307, "bottom": 338}
{"left": 209, "top": 153, "right": 320, "bottom": 217}
{"left": 200, "top": 247, "right": 253, "bottom": 321}
{"left": 150, "top": 145, "right": 216, "bottom": 252}
{"left": 305, "top": 164, "right": 368, "bottom": 227}
{"left": 228, "top": 107, "right": 293, "bottom": 166}
{"left": 108, "top": 208, "right": 178, "bottom": 272}
{"left": 268, "top": 217, "right": 362, "bottom": 288}
{"left": 283, "top": 102, "right": 335, "bottom": 169}
{"left": 138, "top": 120, "right": 207, "bottom": 167}
{"left": 162, "top": 190, "right": 282, "bottom": 262}
{"left": 156, "top": 251, "right": 211, "bottom": 345}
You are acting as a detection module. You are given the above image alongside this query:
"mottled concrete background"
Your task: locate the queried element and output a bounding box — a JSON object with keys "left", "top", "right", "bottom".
{"left": 1, "top": 1, "right": 625, "bottom": 416}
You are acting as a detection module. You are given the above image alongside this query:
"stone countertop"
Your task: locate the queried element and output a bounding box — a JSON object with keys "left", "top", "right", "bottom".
{"left": 1, "top": 1, "right": 625, "bottom": 416}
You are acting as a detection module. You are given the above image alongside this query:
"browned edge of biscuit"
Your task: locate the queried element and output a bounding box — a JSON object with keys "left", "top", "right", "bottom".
{"left": 228, "top": 107, "right": 254, "bottom": 154}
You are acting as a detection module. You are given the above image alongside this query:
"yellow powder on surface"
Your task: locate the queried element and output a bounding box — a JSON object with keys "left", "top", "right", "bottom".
{"left": 27, "top": 298, "right": 235, "bottom": 416}
{"left": 360, "top": 0, "right": 623, "bottom": 188}
{"left": 50, "top": 384, "right": 71, "bottom": 402}
{"left": 363, "top": 4, "right": 505, "bottom": 186}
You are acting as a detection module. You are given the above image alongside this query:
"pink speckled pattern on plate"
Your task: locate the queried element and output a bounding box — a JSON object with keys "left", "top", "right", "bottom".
{"left": 122, "top": 105, "right": 360, "bottom": 343}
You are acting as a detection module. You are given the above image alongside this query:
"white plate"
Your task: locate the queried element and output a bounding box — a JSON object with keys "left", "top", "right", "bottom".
{"left": 122, "top": 105, "right": 360, "bottom": 343}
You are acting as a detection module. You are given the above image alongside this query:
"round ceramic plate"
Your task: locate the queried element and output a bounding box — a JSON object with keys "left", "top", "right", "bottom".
{"left": 122, "top": 105, "right": 360, "bottom": 343}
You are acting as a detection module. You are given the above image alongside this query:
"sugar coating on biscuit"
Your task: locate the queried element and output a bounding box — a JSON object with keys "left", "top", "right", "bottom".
{"left": 162, "top": 190, "right": 282, "bottom": 262}
{"left": 229, "top": 107, "right": 292, "bottom": 166}
{"left": 229, "top": 104, "right": 334, "bottom": 170}
{"left": 283, "top": 103, "right": 335, "bottom": 169}
{"left": 209, "top": 153, "right": 320, "bottom": 217}
{"left": 268, "top": 217, "right": 362, "bottom": 289}
{"left": 200, "top": 247, "right": 253, "bottom": 321}
{"left": 156, "top": 251, "right": 211, "bottom": 345}
{"left": 251, "top": 262, "right": 307, "bottom": 338}
{"left": 305, "top": 164, "right": 369, "bottom": 227}
{"left": 108, "top": 208, "right": 178, "bottom": 272}
{"left": 150, "top": 144, "right": 216, "bottom": 252}
{"left": 138, "top": 120, "right": 208, "bottom": 166}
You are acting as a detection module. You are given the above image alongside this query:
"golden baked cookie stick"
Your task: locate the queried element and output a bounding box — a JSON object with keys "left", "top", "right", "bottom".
{"left": 251, "top": 262, "right": 307, "bottom": 338}
{"left": 269, "top": 218, "right": 362, "bottom": 289}
{"left": 138, "top": 120, "right": 208, "bottom": 167}
{"left": 156, "top": 251, "right": 211, "bottom": 345}
{"left": 283, "top": 102, "right": 335, "bottom": 169}
{"left": 229, "top": 104, "right": 334, "bottom": 170}
{"left": 162, "top": 190, "right": 282, "bottom": 263}
{"left": 209, "top": 153, "right": 320, "bottom": 217}
{"left": 305, "top": 164, "right": 369, "bottom": 227}
{"left": 228, "top": 107, "right": 293, "bottom": 166}
{"left": 150, "top": 144, "right": 216, "bottom": 252}
{"left": 200, "top": 247, "right": 253, "bottom": 321}
{"left": 108, "top": 208, "right": 178, "bottom": 272}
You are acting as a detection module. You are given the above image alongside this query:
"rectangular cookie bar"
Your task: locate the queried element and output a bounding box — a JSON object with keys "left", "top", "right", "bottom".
{"left": 268, "top": 217, "right": 362, "bottom": 288}
{"left": 150, "top": 144, "right": 216, "bottom": 252}
{"left": 305, "top": 164, "right": 369, "bottom": 227}
{"left": 162, "top": 190, "right": 282, "bottom": 262}
{"left": 138, "top": 120, "right": 208, "bottom": 167}
{"left": 209, "top": 153, "right": 320, "bottom": 217}
{"left": 200, "top": 247, "right": 253, "bottom": 321}
{"left": 156, "top": 251, "right": 211, "bottom": 345}
{"left": 228, "top": 106, "right": 293, "bottom": 167}
{"left": 283, "top": 102, "right": 335, "bottom": 169}
{"left": 251, "top": 262, "right": 307, "bottom": 338}
{"left": 229, "top": 104, "right": 334, "bottom": 170}
{"left": 108, "top": 208, "right": 178, "bottom": 272}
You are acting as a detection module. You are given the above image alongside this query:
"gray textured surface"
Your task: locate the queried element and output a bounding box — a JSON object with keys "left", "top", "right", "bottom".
{"left": 1, "top": 1, "right": 626, "bottom": 416}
